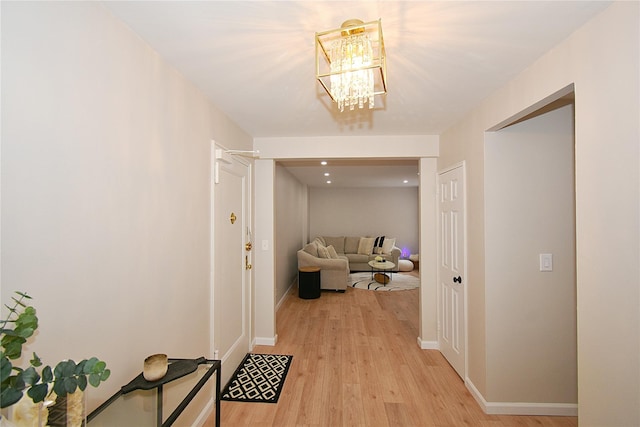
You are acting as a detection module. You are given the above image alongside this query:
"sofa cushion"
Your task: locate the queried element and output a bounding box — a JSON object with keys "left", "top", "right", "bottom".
{"left": 382, "top": 237, "right": 396, "bottom": 254}
{"left": 346, "top": 253, "right": 370, "bottom": 263}
{"left": 344, "top": 236, "right": 360, "bottom": 254}
{"left": 323, "top": 236, "right": 345, "bottom": 254}
{"left": 358, "top": 237, "right": 375, "bottom": 255}
{"left": 317, "top": 244, "right": 330, "bottom": 258}
{"left": 303, "top": 242, "right": 318, "bottom": 257}
{"left": 327, "top": 245, "right": 339, "bottom": 259}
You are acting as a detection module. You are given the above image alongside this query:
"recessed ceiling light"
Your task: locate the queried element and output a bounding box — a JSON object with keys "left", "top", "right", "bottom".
{"left": 326, "top": 180, "right": 332, "bottom": 184}
{"left": 321, "top": 161, "right": 327, "bottom": 165}
{"left": 403, "top": 180, "right": 409, "bottom": 184}
{"left": 324, "top": 172, "right": 330, "bottom": 176}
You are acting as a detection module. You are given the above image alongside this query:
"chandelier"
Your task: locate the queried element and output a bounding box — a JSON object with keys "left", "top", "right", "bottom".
{"left": 315, "top": 19, "right": 387, "bottom": 112}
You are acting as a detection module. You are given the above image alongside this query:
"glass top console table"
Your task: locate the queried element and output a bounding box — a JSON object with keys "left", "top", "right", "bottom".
{"left": 87, "top": 357, "right": 221, "bottom": 427}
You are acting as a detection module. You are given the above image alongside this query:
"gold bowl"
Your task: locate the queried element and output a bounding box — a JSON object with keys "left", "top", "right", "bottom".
{"left": 143, "top": 353, "right": 168, "bottom": 381}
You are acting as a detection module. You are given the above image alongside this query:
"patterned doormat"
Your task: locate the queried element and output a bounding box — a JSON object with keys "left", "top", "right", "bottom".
{"left": 221, "top": 353, "right": 293, "bottom": 403}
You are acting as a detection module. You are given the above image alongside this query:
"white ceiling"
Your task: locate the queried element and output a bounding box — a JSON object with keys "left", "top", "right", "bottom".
{"left": 282, "top": 159, "right": 419, "bottom": 188}
{"left": 102, "top": 1, "right": 609, "bottom": 186}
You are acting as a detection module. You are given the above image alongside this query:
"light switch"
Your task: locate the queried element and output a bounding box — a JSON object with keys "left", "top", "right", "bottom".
{"left": 539, "top": 253, "right": 553, "bottom": 272}
{"left": 261, "top": 240, "right": 269, "bottom": 251}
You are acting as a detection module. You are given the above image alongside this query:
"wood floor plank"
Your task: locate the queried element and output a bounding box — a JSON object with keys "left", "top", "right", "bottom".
{"left": 342, "top": 383, "right": 367, "bottom": 426}
{"left": 215, "top": 274, "right": 578, "bottom": 426}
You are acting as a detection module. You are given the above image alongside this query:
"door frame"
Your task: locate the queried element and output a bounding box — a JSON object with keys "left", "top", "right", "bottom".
{"left": 210, "top": 141, "right": 253, "bottom": 367}
{"left": 437, "top": 161, "right": 468, "bottom": 379}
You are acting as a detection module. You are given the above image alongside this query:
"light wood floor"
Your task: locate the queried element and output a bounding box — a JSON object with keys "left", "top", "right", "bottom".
{"left": 209, "top": 273, "right": 578, "bottom": 426}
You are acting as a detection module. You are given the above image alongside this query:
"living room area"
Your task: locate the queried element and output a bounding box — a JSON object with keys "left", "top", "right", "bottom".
{"left": 275, "top": 159, "right": 420, "bottom": 302}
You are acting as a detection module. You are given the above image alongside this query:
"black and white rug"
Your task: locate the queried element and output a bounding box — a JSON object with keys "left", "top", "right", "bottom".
{"left": 221, "top": 353, "right": 293, "bottom": 404}
{"left": 351, "top": 272, "right": 420, "bottom": 291}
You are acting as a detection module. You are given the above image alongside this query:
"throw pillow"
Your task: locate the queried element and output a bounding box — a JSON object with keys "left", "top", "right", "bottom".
{"left": 303, "top": 242, "right": 319, "bottom": 257}
{"left": 375, "top": 247, "right": 384, "bottom": 255}
{"left": 357, "top": 237, "right": 375, "bottom": 255}
{"left": 374, "top": 235, "right": 385, "bottom": 248}
{"left": 381, "top": 237, "right": 396, "bottom": 254}
{"left": 327, "top": 245, "right": 339, "bottom": 259}
{"left": 317, "top": 243, "right": 330, "bottom": 259}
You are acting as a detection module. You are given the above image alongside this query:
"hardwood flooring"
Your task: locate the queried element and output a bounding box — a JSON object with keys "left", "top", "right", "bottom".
{"left": 208, "top": 273, "right": 578, "bottom": 426}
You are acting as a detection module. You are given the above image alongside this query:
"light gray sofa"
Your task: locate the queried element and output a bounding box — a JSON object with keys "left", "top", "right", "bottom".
{"left": 297, "top": 241, "right": 349, "bottom": 291}
{"left": 315, "top": 236, "right": 401, "bottom": 272}
{"left": 296, "top": 236, "right": 402, "bottom": 292}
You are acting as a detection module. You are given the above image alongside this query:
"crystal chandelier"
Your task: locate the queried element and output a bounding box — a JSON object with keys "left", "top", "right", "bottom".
{"left": 316, "top": 19, "right": 387, "bottom": 112}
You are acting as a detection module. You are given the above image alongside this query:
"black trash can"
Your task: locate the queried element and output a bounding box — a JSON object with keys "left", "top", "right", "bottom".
{"left": 298, "top": 266, "right": 321, "bottom": 299}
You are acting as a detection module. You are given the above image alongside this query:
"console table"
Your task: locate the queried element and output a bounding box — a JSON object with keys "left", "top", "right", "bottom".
{"left": 87, "top": 357, "right": 221, "bottom": 427}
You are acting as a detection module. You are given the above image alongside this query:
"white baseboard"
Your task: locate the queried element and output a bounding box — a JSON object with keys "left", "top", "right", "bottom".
{"left": 417, "top": 337, "right": 439, "bottom": 349}
{"left": 276, "top": 279, "right": 296, "bottom": 311}
{"left": 465, "top": 377, "right": 578, "bottom": 416}
{"left": 194, "top": 398, "right": 215, "bottom": 427}
{"left": 253, "top": 335, "right": 278, "bottom": 347}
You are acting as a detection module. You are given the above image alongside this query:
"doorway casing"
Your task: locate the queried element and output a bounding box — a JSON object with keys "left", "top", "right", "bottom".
{"left": 252, "top": 135, "right": 440, "bottom": 347}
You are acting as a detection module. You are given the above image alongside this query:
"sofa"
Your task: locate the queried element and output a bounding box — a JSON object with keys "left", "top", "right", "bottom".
{"left": 316, "top": 236, "right": 401, "bottom": 272}
{"left": 297, "top": 241, "right": 349, "bottom": 291}
{"left": 296, "top": 235, "right": 401, "bottom": 292}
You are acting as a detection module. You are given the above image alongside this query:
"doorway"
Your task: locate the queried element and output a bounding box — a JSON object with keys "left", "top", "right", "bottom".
{"left": 483, "top": 102, "right": 577, "bottom": 403}
{"left": 252, "top": 144, "right": 439, "bottom": 351}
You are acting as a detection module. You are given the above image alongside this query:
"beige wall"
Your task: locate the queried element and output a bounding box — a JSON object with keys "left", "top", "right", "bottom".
{"left": 1, "top": 2, "right": 252, "bottom": 416}
{"left": 440, "top": 2, "right": 639, "bottom": 423}
{"left": 309, "top": 186, "right": 419, "bottom": 256}
{"left": 275, "top": 164, "right": 307, "bottom": 304}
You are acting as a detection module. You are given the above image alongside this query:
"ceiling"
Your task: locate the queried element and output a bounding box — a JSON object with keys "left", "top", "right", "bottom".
{"left": 102, "top": 1, "right": 609, "bottom": 186}
{"left": 282, "top": 159, "right": 419, "bottom": 188}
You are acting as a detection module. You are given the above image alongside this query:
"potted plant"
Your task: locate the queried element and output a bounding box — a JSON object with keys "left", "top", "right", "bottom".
{"left": 0, "top": 291, "right": 110, "bottom": 425}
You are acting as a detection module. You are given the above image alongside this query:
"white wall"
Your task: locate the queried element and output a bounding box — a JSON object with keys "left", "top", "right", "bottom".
{"left": 309, "top": 187, "right": 418, "bottom": 256}
{"left": 440, "top": 2, "right": 639, "bottom": 423}
{"left": 275, "top": 165, "right": 307, "bottom": 304}
{"left": 485, "top": 105, "right": 576, "bottom": 404}
{"left": 1, "top": 2, "right": 252, "bottom": 416}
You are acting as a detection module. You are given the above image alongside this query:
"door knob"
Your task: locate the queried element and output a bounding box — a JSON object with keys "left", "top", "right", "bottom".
{"left": 453, "top": 276, "right": 462, "bottom": 284}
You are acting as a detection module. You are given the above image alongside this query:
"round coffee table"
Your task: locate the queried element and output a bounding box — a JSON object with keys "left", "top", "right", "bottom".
{"left": 368, "top": 260, "right": 396, "bottom": 285}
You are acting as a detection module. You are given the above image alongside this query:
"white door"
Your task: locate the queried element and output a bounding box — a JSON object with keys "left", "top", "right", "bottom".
{"left": 438, "top": 164, "right": 466, "bottom": 378}
{"left": 213, "top": 147, "right": 252, "bottom": 386}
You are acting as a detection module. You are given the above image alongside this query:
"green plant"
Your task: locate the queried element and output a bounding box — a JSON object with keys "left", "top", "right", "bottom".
{"left": 0, "top": 291, "right": 111, "bottom": 409}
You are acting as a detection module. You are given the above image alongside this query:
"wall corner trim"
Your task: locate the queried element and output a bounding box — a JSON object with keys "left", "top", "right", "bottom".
{"left": 465, "top": 378, "right": 578, "bottom": 416}
{"left": 417, "top": 338, "right": 439, "bottom": 350}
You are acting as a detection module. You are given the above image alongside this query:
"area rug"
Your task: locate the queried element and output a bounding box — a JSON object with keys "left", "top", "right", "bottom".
{"left": 221, "top": 353, "right": 293, "bottom": 403}
{"left": 351, "top": 272, "right": 420, "bottom": 291}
